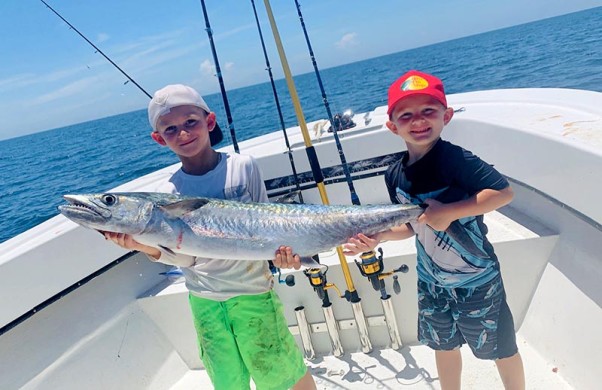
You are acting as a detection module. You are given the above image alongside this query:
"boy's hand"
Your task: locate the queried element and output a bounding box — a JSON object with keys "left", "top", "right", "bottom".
{"left": 420, "top": 198, "right": 455, "bottom": 231}
{"left": 103, "top": 231, "right": 139, "bottom": 250}
{"left": 273, "top": 246, "right": 301, "bottom": 270}
{"left": 103, "top": 231, "right": 161, "bottom": 259}
{"left": 343, "top": 233, "right": 379, "bottom": 256}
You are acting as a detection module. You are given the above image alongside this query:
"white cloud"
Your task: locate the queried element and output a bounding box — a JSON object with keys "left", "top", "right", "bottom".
{"left": 336, "top": 32, "right": 358, "bottom": 49}
{"left": 0, "top": 66, "right": 90, "bottom": 92}
{"left": 199, "top": 60, "right": 234, "bottom": 76}
{"left": 0, "top": 74, "right": 36, "bottom": 89}
{"left": 96, "top": 33, "right": 110, "bottom": 43}
{"left": 94, "top": 27, "right": 204, "bottom": 76}
{"left": 30, "top": 77, "right": 99, "bottom": 105}
{"left": 200, "top": 59, "right": 215, "bottom": 76}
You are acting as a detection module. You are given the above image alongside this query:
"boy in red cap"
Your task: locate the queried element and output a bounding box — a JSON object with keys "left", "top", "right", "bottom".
{"left": 344, "top": 70, "right": 525, "bottom": 389}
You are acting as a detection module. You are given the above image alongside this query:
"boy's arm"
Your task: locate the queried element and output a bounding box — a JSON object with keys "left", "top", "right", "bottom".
{"left": 104, "top": 232, "right": 160, "bottom": 258}
{"left": 343, "top": 223, "right": 415, "bottom": 256}
{"left": 422, "top": 186, "right": 514, "bottom": 231}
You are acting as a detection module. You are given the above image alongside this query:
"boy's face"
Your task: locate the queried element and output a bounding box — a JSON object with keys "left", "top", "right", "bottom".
{"left": 151, "top": 105, "right": 216, "bottom": 158}
{"left": 386, "top": 94, "right": 453, "bottom": 151}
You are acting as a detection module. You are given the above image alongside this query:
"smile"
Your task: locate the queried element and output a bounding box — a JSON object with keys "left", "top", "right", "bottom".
{"left": 179, "top": 138, "right": 197, "bottom": 146}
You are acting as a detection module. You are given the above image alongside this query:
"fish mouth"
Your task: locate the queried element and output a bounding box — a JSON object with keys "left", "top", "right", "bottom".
{"left": 58, "top": 195, "right": 111, "bottom": 221}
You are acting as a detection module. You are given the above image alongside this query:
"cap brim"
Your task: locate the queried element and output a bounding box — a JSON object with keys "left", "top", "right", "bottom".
{"left": 387, "top": 91, "right": 447, "bottom": 115}
{"left": 210, "top": 122, "right": 224, "bottom": 146}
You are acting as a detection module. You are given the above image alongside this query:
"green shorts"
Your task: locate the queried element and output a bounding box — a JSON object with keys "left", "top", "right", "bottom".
{"left": 188, "top": 290, "right": 308, "bottom": 390}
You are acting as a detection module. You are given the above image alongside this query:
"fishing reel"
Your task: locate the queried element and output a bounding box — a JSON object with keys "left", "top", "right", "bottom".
{"left": 354, "top": 248, "right": 409, "bottom": 299}
{"left": 303, "top": 266, "right": 342, "bottom": 303}
{"left": 269, "top": 261, "right": 296, "bottom": 287}
{"left": 328, "top": 110, "right": 356, "bottom": 132}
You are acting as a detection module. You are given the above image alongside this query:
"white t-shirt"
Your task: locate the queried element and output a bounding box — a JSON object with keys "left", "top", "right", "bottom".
{"left": 152, "top": 152, "right": 274, "bottom": 301}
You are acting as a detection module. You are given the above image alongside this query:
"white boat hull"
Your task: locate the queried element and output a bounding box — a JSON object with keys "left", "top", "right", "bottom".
{"left": 1, "top": 88, "right": 601, "bottom": 389}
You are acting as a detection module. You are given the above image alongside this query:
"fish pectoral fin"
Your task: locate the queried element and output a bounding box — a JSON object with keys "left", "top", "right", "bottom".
{"left": 158, "top": 245, "right": 177, "bottom": 256}
{"left": 160, "top": 198, "right": 210, "bottom": 219}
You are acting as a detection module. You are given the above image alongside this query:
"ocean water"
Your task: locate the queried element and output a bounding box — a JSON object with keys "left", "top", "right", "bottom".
{"left": 1, "top": 7, "right": 601, "bottom": 244}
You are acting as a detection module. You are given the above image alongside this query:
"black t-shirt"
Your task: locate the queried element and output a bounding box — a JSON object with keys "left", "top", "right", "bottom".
{"left": 385, "top": 138, "right": 509, "bottom": 287}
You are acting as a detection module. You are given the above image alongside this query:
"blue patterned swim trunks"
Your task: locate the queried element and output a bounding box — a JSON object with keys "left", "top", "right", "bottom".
{"left": 417, "top": 274, "right": 518, "bottom": 360}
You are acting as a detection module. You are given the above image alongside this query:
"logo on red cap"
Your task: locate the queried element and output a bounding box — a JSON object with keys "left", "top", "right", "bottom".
{"left": 387, "top": 70, "right": 447, "bottom": 115}
{"left": 401, "top": 75, "right": 430, "bottom": 92}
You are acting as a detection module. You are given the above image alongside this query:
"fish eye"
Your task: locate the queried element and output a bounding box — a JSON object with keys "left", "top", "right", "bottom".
{"left": 101, "top": 194, "right": 117, "bottom": 206}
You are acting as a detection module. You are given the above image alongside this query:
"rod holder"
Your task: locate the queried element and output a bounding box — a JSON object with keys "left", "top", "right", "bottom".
{"left": 294, "top": 306, "right": 315, "bottom": 360}
{"left": 381, "top": 296, "right": 402, "bottom": 350}
{"left": 351, "top": 301, "right": 372, "bottom": 353}
{"left": 322, "top": 304, "right": 344, "bottom": 357}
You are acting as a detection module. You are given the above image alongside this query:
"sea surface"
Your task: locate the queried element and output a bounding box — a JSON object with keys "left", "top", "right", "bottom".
{"left": 1, "top": 7, "right": 601, "bottom": 244}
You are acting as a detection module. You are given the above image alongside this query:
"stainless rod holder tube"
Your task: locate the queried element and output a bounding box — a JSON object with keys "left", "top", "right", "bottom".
{"left": 381, "top": 296, "right": 402, "bottom": 350}
{"left": 351, "top": 301, "right": 372, "bottom": 353}
{"left": 294, "top": 306, "right": 315, "bottom": 360}
{"left": 322, "top": 305, "right": 344, "bottom": 357}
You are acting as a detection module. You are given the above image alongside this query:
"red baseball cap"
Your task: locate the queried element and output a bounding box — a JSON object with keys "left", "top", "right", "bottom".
{"left": 387, "top": 70, "right": 447, "bottom": 115}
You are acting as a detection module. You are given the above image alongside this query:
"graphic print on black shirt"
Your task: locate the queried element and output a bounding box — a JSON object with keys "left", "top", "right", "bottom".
{"left": 385, "top": 139, "right": 509, "bottom": 288}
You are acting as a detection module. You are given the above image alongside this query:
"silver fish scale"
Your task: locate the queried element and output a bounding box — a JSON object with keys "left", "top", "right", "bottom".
{"left": 167, "top": 200, "right": 421, "bottom": 259}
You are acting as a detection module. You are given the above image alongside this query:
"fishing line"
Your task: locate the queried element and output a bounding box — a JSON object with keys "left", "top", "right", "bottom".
{"left": 198, "top": 0, "right": 240, "bottom": 153}
{"left": 39, "top": 0, "right": 152, "bottom": 99}
{"left": 250, "top": 0, "right": 304, "bottom": 203}
{"left": 41, "top": 0, "right": 224, "bottom": 146}
{"left": 293, "top": 0, "right": 361, "bottom": 206}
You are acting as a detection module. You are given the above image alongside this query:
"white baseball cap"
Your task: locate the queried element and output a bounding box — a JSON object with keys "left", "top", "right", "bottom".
{"left": 148, "top": 84, "right": 211, "bottom": 130}
{"left": 148, "top": 84, "right": 223, "bottom": 145}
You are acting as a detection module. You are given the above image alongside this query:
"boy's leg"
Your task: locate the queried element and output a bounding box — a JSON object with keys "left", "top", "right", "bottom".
{"left": 188, "top": 294, "right": 251, "bottom": 390}
{"left": 435, "top": 349, "right": 462, "bottom": 390}
{"left": 227, "top": 290, "right": 315, "bottom": 390}
{"left": 417, "top": 281, "right": 465, "bottom": 390}
{"left": 292, "top": 370, "right": 316, "bottom": 390}
{"left": 455, "top": 275, "right": 525, "bottom": 389}
{"left": 495, "top": 352, "right": 525, "bottom": 390}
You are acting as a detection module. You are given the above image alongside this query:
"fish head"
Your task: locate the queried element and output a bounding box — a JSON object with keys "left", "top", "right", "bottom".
{"left": 59, "top": 193, "right": 155, "bottom": 234}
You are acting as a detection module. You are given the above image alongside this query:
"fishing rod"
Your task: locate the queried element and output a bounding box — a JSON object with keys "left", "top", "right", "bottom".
{"left": 40, "top": 0, "right": 226, "bottom": 147}
{"left": 39, "top": 0, "right": 152, "bottom": 99}
{"left": 262, "top": 0, "right": 372, "bottom": 353}
{"left": 293, "top": 0, "right": 361, "bottom": 206}
{"left": 294, "top": 0, "right": 403, "bottom": 351}
{"left": 250, "top": 0, "right": 304, "bottom": 203}
{"left": 198, "top": 0, "right": 240, "bottom": 153}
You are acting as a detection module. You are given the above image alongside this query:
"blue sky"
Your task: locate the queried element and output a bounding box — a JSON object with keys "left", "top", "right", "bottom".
{"left": 0, "top": 0, "right": 600, "bottom": 140}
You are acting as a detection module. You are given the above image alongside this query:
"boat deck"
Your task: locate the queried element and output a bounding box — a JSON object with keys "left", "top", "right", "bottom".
{"left": 170, "top": 336, "right": 571, "bottom": 389}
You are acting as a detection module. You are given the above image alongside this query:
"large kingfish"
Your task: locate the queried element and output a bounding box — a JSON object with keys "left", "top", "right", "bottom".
{"left": 59, "top": 192, "right": 423, "bottom": 265}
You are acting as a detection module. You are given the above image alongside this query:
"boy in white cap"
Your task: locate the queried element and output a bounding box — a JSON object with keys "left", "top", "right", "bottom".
{"left": 104, "top": 84, "right": 316, "bottom": 390}
{"left": 344, "top": 71, "right": 525, "bottom": 390}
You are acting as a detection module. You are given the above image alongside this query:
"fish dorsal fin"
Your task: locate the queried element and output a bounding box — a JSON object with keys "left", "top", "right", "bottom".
{"left": 159, "top": 198, "right": 210, "bottom": 219}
